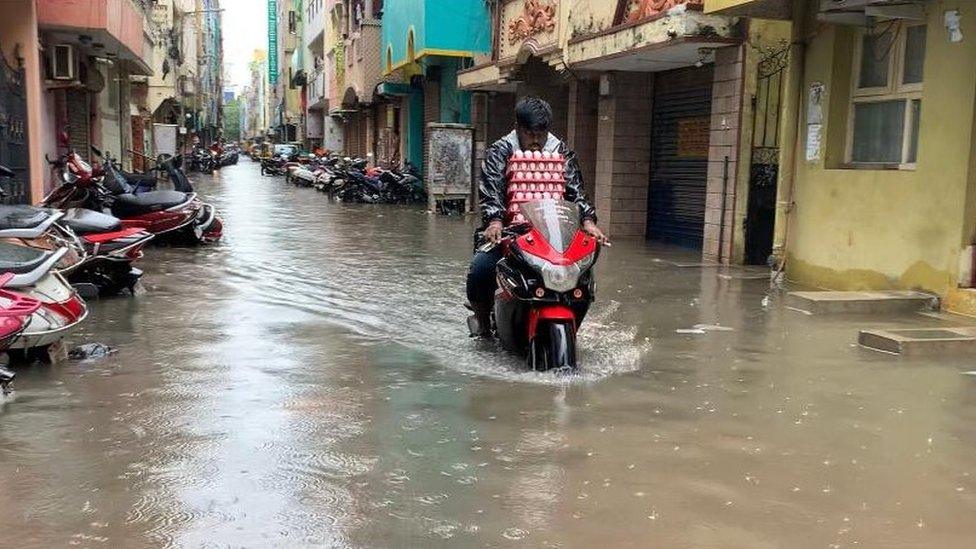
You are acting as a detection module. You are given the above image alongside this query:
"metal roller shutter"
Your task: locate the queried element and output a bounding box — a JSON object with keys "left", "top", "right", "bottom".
{"left": 66, "top": 90, "right": 92, "bottom": 162}
{"left": 647, "top": 66, "right": 713, "bottom": 248}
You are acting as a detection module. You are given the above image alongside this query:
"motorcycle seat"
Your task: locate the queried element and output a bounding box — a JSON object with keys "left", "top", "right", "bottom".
{"left": 0, "top": 242, "right": 51, "bottom": 274}
{"left": 122, "top": 171, "right": 157, "bottom": 187}
{"left": 112, "top": 191, "right": 189, "bottom": 217}
{"left": 0, "top": 205, "right": 50, "bottom": 230}
{"left": 60, "top": 208, "right": 122, "bottom": 235}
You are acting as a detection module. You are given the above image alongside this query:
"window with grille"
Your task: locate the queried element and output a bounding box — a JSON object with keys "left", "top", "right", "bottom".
{"left": 848, "top": 22, "right": 926, "bottom": 167}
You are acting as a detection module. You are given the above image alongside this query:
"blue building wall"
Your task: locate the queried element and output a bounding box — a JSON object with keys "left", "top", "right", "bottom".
{"left": 382, "top": 0, "right": 491, "bottom": 72}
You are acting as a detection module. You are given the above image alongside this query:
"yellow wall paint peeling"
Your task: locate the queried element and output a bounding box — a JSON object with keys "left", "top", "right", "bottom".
{"left": 787, "top": 255, "right": 952, "bottom": 292}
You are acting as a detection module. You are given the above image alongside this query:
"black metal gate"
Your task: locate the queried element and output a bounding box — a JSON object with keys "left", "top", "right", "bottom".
{"left": 647, "top": 65, "right": 714, "bottom": 248}
{"left": 744, "top": 46, "right": 789, "bottom": 265}
{"left": 0, "top": 48, "right": 30, "bottom": 204}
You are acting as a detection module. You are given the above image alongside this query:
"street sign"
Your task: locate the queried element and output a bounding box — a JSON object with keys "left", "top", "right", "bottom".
{"left": 268, "top": 0, "right": 278, "bottom": 86}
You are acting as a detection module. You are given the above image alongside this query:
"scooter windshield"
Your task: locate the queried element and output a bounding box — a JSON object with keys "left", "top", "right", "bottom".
{"left": 519, "top": 199, "right": 580, "bottom": 253}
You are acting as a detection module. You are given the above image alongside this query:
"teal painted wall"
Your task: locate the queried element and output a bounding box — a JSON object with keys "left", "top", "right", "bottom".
{"left": 382, "top": 0, "right": 491, "bottom": 69}
{"left": 407, "top": 88, "right": 424, "bottom": 172}
{"left": 435, "top": 58, "right": 470, "bottom": 124}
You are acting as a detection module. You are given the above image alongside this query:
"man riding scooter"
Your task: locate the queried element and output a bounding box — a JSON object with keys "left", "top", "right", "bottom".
{"left": 466, "top": 96, "right": 607, "bottom": 338}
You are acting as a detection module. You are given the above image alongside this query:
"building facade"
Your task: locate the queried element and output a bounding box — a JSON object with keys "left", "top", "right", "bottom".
{"left": 301, "top": 0, "right": 344, "bottom": 151}
{"left": 706, "top": 0, "right": 976, "bottom": 314}
{"left": 272, "top": 0, "right": 303, "bottom": 142}
{"left": 242, "top": 49, "right": 272, "bottom": 140}
{"left": 0, "top": 0, "right": 224, "bottom": 203}
{"left": 328, "top": 0, "right": 384, "bottom": 161}
{"left": 460, "top": 0, "right": 755, "bottom": 262}
{"left": 379, "top": 0, "right": 492, "bottom": 171}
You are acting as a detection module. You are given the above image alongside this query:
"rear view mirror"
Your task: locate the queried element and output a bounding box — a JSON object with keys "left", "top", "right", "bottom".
{"left": 0, "top": 165, "right": 14, "bottom": 178}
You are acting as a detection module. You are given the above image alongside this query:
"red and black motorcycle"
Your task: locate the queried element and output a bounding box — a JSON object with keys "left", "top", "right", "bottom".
{"left": 472, "top": 151, "right": 602, "bottom": 371}
{"left": 43, "top": 146, "right": 221, "bottom": 244}
{"left": 488, "top": 200, "right": 601, "bottom": 371}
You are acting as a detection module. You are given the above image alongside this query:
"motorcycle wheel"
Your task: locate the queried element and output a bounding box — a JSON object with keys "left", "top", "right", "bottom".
{"left": 528, "top": 321, "right": 577, "bottom": 371}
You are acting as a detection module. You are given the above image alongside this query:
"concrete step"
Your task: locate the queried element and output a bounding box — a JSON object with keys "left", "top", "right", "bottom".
{"left": 859, "top": 327, "right": 976, "bottom": 355}
{"left": 785, "top": 290, "right": 937, "bottom": 314}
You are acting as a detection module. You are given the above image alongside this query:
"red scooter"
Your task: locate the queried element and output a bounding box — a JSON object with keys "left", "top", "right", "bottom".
{"left": 0, "top": 272, "right": 42, "bottom": 393}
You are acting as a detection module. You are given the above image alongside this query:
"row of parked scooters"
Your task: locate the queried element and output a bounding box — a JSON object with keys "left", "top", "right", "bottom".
{"left": 186, "top": 143, "right": 240, "bottom": 174}
{"left": 0, "top": 140, "right": 223, "bottom": 392}
{"left": 257, "top": 150, "right": 426, "bottom": 204}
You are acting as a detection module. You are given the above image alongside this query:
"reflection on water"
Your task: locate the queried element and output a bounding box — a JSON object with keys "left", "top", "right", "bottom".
{"left": 1, "top": 160, "right": 975, "bottom": 547}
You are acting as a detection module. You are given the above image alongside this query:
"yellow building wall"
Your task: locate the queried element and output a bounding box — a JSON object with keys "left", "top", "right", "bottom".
{"left": 786, "top": 0, "right": 976, "bottom": 294}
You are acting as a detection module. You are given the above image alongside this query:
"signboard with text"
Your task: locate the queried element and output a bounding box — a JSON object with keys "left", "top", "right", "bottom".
{"left": 268, "top": 0, "right": 278, "bottom": 86}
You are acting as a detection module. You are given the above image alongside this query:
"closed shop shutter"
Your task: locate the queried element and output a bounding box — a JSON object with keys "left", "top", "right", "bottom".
{"left": 66, "top": 89, "right": 92, "bottom": 162}
{"left": 345, "top": 112, "right": 363, "bottom": 158}
{"left": 423, "top": 74, "right": 440, "bottom": 177}
{"left": 647, "top": 66, "right": 713, "bottom": 248}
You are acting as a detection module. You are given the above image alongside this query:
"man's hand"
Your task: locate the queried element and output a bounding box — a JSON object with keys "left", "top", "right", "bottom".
{"left": 582, "top": 219, "right": 609, "bottom": 245}
{"left": 484, "top": 220, "right": 504, "bottom": 244}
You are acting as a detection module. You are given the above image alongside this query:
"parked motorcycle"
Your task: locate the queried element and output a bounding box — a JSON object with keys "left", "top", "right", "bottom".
{"left": 43, "top": 148, "right": 222, "bottom": 244}
{"left": 188, "top": 147, "right": 217, "bottom": 174}
{"left": 474, "top": 200, "right": 601, "bottom": 371}
{"left": 220, "top": 149, "right": 239, "bottom": 167}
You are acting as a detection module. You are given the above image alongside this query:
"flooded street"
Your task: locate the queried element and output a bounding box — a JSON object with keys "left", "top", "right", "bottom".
{"left": 1, "top": 159, "right": 975, "bottom": 548}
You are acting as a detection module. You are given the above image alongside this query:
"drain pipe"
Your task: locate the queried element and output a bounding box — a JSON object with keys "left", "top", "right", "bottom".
{"left": 718, "top": 155, "right": 730, "bottom": 264}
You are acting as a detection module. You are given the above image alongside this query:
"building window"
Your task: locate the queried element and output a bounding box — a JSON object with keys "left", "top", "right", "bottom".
{"left": 848, "top": 23, "right": 926, "bottom": 167}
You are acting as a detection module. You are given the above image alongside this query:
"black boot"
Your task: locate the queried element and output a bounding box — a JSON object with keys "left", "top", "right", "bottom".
{"left": 466, "top": 302, "right": 493, "bottom": 338}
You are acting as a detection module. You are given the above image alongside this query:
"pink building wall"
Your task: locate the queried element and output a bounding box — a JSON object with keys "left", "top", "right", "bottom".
{"left": 0, "top": 0, "right": 45, "bottom": 202}
{"left": 36, "top": 0, "right": 145, "bottom": 61}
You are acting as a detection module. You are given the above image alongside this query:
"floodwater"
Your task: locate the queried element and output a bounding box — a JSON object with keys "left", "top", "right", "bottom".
{"left": 2, "top": 159, "right": 976, "bottom": 548}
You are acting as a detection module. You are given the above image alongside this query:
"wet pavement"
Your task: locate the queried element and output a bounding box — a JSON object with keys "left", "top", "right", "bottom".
{"left": 2, "top": 158, "right": 976, "bottom": 547}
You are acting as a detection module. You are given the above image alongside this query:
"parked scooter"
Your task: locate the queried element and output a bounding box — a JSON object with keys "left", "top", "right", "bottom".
{"left": 1, "top": 164, "right": 153, "bottom": 295}
{"left": 0, "top": 165, "right": 86, "bottom": 274}
{"left": 58, "top": 208, "right": 154, "bottom": 295}
{"left": 0, "top": 241, "right": 88, "bottom": 359}
{"left": 0, "top": 272, "right": 41, "bottom": 393}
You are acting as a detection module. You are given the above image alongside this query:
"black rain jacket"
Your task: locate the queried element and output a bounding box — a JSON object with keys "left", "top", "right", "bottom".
{"left": 478, "top": 131, "right": 597, "bottom": 232}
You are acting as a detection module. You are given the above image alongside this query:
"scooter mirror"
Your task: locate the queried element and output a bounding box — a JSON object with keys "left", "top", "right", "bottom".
{"left": 0, "top": 165, "right": 14, "bottom": 178}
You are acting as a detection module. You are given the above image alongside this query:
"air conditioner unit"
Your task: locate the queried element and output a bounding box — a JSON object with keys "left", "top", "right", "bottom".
{"left": 51, "top": 44, "right": 76, "bottom": 80}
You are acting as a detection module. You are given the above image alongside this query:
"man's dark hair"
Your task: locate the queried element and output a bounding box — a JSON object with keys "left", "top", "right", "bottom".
{"left": 515, "top": 96, "right": 553, "bottom": 132}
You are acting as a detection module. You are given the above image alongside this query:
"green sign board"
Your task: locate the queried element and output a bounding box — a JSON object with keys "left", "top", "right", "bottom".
{"left": 268, "top": 0, "right": 278, "bottom": 86}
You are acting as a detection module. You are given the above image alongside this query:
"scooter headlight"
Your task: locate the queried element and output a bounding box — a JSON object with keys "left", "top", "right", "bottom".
{"left": 62, "top": 171, "right": 78, "bottom": 184}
